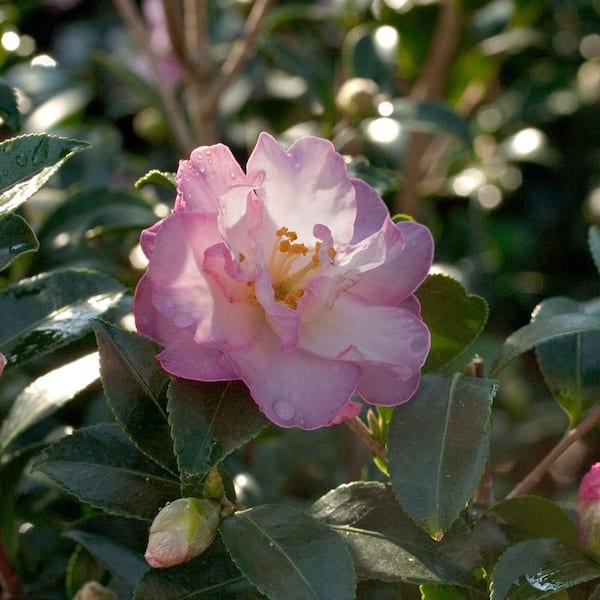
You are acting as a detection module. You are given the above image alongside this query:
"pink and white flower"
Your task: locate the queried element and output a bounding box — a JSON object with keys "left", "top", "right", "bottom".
{"left": 134, "top": 132, "right": 433, "bottom": 429}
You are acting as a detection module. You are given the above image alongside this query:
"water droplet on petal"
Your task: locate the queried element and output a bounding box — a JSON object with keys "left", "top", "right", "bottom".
{"left": 410, "top": 334, "right": 428, "bottom": 354}
{"left": 230, "top": 171, "right": 236, "bottom": 179}
{"left": 294, "top": 162, "right": 301, "bottom": 170}
{"left": 203, "top": 148, "right": 212, "bottom": 156}
{"left": 396, "top": 365, "right": 413, "bottom": 382}
{"left": 174, "top": 313, "right": 194, "bottom": 328}
{"left": 197, "top": 161, "right": 205, "bottom": 173}
{"left": 273, "top": 400, "right": 295, "bottom": 421}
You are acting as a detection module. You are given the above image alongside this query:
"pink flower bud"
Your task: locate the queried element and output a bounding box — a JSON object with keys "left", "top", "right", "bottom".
{"left": 0, "top": 353, "right": 6, "bottom": 376}
{"left": 145, "top": 498, "right": 221, "bottom": 568}
{"left": 577, "top": 462, "right": 600, "bottom": 560}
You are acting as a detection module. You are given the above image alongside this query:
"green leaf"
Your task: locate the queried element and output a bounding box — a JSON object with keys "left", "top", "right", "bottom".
{"left": 0, "top": 213, "right": 38, "bottom": 270}
{"left": 167, "top": 379, "right": 269, "bottom": 487}
{"left": 133, "top": 538, "right": 258, "bottom": 599}
{"left": 64, "top": 515, "right": 150, "bottom": 587}
{"left": 416, "top": 275, "right": 488, "bottom": 372}
{"left": 491, "top": 312, "right": 600, "bottom": 377}
{"left": 0, "top": 352, "right": 100, "bottom": 455}
{"left": 134, "top": 169, "right": 176, "bottom": 190}
{"left": 66, "top": 546, "right": 108, "bottom": 600}
{"left": 0, "top": 268, "right": 124, "bottom": 369}
{"left": 532, "top": 297, "right": 600, "bottom": 425}
{"left": 312, "top": 482, "right": 480, "bottom": 587}
{"left": 0, "top": 78, "right": 20, "bottom": 133}
{"left": 0, "top": 134, "right": 89, "bottom": 215}
{"left": 221, "top": 504, "right": 356, "bottom": 600}
{"left": 391, "top": 99, "right": 472, "bottom": 149}
{"left": 32, "top": 423, "right": 180, "bottom": 519}
{"left": 420, "top": 584, "right": 467, "bottom": 599}
{"left": 489, "top": 496, "right": 578, "bottom": 546}
{"left": 94, "top": 321, "right": 176, "bottom": 474}
{"left": 589, "top": 226, "right": 600, "bottom": 277}
{"left": 388, "top": 373, "right": 497, "bottom": 537}
{"left": 490, "top": 539, "right": 600, "bottom": 599}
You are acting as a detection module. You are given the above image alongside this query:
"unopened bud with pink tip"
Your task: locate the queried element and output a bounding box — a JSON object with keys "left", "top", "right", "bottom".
{"left": 145, "top": 498, "right": 221, "bottom": 568}
{"left": 577, "top": 462, "right": 600, "bottom": 561}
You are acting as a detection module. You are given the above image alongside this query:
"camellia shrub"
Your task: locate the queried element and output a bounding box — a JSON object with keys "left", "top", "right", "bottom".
{"left": 1, "top": 1, "right": 600, "bottom": 599}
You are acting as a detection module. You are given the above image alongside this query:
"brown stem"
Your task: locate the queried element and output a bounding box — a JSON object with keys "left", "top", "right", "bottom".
{"left": 345, "top": 417, "right": 387, "bottom": 464}
{"left": 112, "top": 0, "right": 194, "bottom": 156}
{"left": 394, "top": 0, "right": 462, "bottom": 217}
{"left": 161, "top": 1, "right": 190, "bottom": 72}
{"left": 0, "top": 537, "right": 23, "bottom": 598}
{"left": 507, "top": 404, "right": 600, "bottom": 499}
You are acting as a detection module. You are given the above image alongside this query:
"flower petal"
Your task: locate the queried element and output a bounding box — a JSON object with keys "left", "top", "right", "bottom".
{"left": 358, "top": 363, "right": 422, "bottom": 406}
{"left": 350, "top": 178, "right": 389, "bottom": 243}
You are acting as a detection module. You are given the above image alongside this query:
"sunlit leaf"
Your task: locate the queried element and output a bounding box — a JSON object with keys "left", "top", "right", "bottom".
{"left": 33, "top": 423, "right": 180, "bottom": 519}
{"left": 0, "top": 213, "right": 38, "bottom": 270}
{"left": 490, "top": 539, "right": 600, "bottom": 599}
{"left": 0, "top": 352, "right": 99, "bottom": 456}
{"left": 221, "top": 504, "right": 356, "bottom": 600}
{"left": 0, "top": 134, "right": 89, "bottom": 215}
{"left": 134, "top": 169, "right": 176, "bottom": 190}
{"left": 388, "top": 373, "right": 497, "bottom": 537}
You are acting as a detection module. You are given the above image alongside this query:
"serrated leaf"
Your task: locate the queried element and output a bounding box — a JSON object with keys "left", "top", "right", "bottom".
{"left": 0, "top": 352, "right": 99, "bottom": 456}
{"left": 489, "top": 496, "right": 578, "bottom": 546}
{"left": 589, "top": 226, "right": 600, "bottom": 276}
{"left": 0, "top": 213, "right": 38, "bottom": 270}
{"left": 0, "top": 78, "right": 20, "bottom": 132}
{"left": 416, "top": 275, "right": 488, "bottom": 372}
{"left": 32, "top": 423, "right": 180, "bottom": 519}
{"left": 490, "top": 539, "right": 600, "bottom": 600}
{"left": 312, "top": 482, "right": 479, "bottom": 587}
{"left": 133, "top": 538, "right": 259, "bottom": 599}
{"left": 0, "top": 268, "right": 124, "bottom": 369}
{"left": 0, "top": 134, "right": 89, "bottom": 215}
{"left": 491, "top": 313, "right": 600, "bottom": 377}
{"left": 94, "top": 321, "right": 176, "bottom": 474}
{"left": 532, "top": 297, "right": 600, "bottom": 425}
{"left": 388, "top": 373, "right": 497, "bottom": 537}
{"left": 167, "top": 379, "right": 269, "bottom": 486}
{"left": 134, "top": 169, "right": 176, "bottom": 190}
{"left": 220, "top": 504, "right": 356, "bottom": 600}
{"left": 64, "top": 515, "right": 149, "bottom": 587}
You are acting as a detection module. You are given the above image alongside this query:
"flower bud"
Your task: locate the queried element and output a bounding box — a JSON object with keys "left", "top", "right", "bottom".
{"left": 577, "top": 462, "right": 600, "bottom": 560}
{"left": 145, "top": 498, "right": 221, "bottom": 568}
{"left": 203, "top": 467, "right": 225, "bottom": 501}
{"left": 0, "top": 352, "right": 6, "bottom": 376}
{"left": 73, "top": 581, "right": 117, "bottom": 600}
{"left": 335, "top": 78, "right": 380, "bottom": 119}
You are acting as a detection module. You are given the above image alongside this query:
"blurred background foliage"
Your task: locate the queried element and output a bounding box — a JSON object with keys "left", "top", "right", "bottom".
{"left": 1, "top": 0, "right": 600, "bottom": 596}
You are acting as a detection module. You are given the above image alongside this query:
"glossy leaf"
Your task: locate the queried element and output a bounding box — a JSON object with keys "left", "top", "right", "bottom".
{"left": 0, "top": 213, "right": 38, "bottom": 270}
{"left": 167, "top": 378, "right": 269, "bottom": 485}
{"left": 0, "top": 352, "right": 99, "bottom": 456}
{"left": 490, "top": 539, "right": 600, "bottom": 599}
{"left": 0, "top": 268, "right": 124, "bottom": 369}
{"left": 489, "top": 496, "right": 578, "bottom": 545}
{"left": 32, "top": 423, "right": 180, "bottom": 519}
{"left": 312, "top": 482, "right": 479, "bottom": 587}
{"left": 490, "top": 313, "right": 600, "bottom": 377}
{"left": 220, "top": 504, "right": 356, "bottom": 600}
{"left": 64, "top": 515, "right": 149, "bottom": 586}
{"left": 388, "top": 373, "right": 497, "bottom": 537}
{"left": 416, "top": 275, "right": 488, "bottom": 372}
{"left": 134, "top": 169, "right": 176, "bottom": 190}
{"left": 94, "top": 321, "right": 176, "bottom": 474}
{"left": 589, "top": 226, "right": 600, "bottom": 277}
{"left": 533, "top": 297, "right": 600, "bottom": 425}
{"left": 0, "top": 134, "right": 89, "bottom": 215}
{"left": 0, "top": 79, "right": 20, "bottom": 132}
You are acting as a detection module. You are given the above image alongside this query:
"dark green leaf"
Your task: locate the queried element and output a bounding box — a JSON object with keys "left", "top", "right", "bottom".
{"left": 134, "top": 538, "right": 259, "bottom": 599}
{"left": 64, "top": 515, "right": 150, "bottom": 587}
{"left": 0, "top": 79, "right": 20, "bottom": 132}
{"left": 0, "top": 213, "right": 38, "bottom": 270}
{"left": 168, "top": 379, "right": 268, "bottom": 485}
{"left": 32, "top": 423, "right": 180, "bottom": 519}
{"left": 0, "top": 134, "right": 89, "bottom": 215}
{"left": 589, "top": 226, "right": 600, "bottom": 277}
{"left": 342, "top": 25, "right": 397, "bottom": 85}
{"left": 491, "top": 313, "right": 600, "bottom": 377}
{"left": 489, "top": 496, "right": 578, "bottom": 545}
{"left": 391, "top": 99, "right": 472, "bottom": 148}
{"left": 388, "top": 373, "right": 497, "bottom": 537}
{"left": 416, "top": 275, "right": 488, "bottom": 372}
{"left": 533, "top": 297, "right": 600, "bottom": 425}
{"left": 66, "top": 546, "right": 108, "bottom": 600}
{"left": 0, "top": 352, "right": 99, "bottom": 455}
{"left": 0, "top": 268, "right": 124, "bottom": 369}
{"left": 134, "top": 169, "right": 176, "bottom": 190}
{"left": 221, "top": 504, "right": 356, "bottom": 600}
{"left": 420, "top": 584, "right": 467, "bottom": 599}
{"left": 490, "top": 539, "right": 600, "bottom": 599}
{"left": 312, "top": 482, "right": 480, "bottom": 587}
{"left": 94, "top": 321, "right": 176, "bottom": 474}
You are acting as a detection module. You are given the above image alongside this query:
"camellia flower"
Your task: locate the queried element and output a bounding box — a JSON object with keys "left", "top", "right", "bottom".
{"left": 134, "top": 132, "right": 433, "bottom": 429}
{"left": 577, "top": 462, "right": 600, "bottom": 560}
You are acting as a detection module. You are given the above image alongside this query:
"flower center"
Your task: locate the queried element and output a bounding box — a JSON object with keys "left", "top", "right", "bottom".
{"left": 268, "top": 226, "right": 335, "bottom": 309}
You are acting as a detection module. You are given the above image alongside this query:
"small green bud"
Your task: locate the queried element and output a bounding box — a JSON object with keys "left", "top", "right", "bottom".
{"left": 335, "top": 78, "right": 380, "bottom": 119}
{"left": 203, "top": 467, "right": 225, "bottom": 500}
{"left": 145, "top": 498, "right": 221, "bottom": 568}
